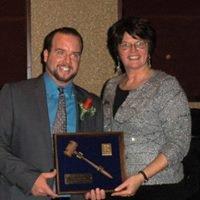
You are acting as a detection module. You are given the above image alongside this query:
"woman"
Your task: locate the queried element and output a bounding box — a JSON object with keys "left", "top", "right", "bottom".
{"left": 85, "top": 16, "right": 191, "bottom": 200}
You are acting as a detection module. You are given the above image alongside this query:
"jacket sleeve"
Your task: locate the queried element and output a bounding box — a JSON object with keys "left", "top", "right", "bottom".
{"left": 157, "top": 77, "right": 191, "bottom": 166}
{"left": 0, "top": 84, "right": 40, "bottom": 194}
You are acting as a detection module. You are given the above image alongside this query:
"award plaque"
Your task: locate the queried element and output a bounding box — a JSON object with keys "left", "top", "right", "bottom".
{"left": 53, "top": 132, "right": 125, "bottom": 194}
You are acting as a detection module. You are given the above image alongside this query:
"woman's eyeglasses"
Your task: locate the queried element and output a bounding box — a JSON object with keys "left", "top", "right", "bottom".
{"left": 119, "top": 40, "right": 147, "bottom": 50}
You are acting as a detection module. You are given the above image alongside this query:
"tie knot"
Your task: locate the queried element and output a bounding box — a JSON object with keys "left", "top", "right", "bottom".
{"left": 58, "top": 87, "right": 64, "bottom": 94}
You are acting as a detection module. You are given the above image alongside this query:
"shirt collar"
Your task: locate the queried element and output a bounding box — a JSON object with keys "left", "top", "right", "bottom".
{"left": 43, "top": 72, "right": 74, "bottom": 97}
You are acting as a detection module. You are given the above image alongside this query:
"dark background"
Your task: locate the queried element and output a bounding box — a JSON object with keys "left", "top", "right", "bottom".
{"left": 0, "top": 0, "right": 27, "bottom": 88}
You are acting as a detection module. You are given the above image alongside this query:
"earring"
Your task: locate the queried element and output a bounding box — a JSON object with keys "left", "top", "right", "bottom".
{"left": 147, "top": 55, "right": 151, "bottom": 68}
{"left": 115, "top": 57, "right": 121, "bottom": 74}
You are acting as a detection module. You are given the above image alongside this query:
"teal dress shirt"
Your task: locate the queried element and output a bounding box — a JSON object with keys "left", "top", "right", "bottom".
{"left": 44, "top": 73, "right": 77, "bottom": 133}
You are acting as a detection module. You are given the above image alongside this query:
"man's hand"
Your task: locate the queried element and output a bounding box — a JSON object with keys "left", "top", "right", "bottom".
{"left": 85, "top": 188, "right": 106, "bottom": 200}
{"left": 31, "top": 169, "right": 58, "bottom": 199}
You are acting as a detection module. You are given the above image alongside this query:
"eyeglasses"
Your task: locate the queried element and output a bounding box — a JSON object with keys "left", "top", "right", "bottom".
{"left": 119, "top": 40, "right": 147, "bottom": 50}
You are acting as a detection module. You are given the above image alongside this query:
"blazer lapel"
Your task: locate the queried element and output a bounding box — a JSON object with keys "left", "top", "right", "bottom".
{"left": 104, "top": 71, "right": 163, "bottom": 124}
{"left": 74, "top": 85, "right": 97, "bottom": 132}
{"left": 34, "top": 77, "right": 52, "bottom": 152}
{"left": 114, "top": 84, "right": 156, "bottom": 123}
{"left": 74, "top": 85, "right": 86, "bottom": 131}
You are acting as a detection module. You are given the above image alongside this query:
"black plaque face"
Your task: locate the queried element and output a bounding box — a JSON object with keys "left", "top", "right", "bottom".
{"left": 53, "top": 132, "right": 125, "bottom": 194}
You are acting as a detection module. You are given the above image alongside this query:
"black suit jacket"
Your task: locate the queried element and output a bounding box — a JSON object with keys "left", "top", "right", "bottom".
{"left": 0, "top": 76, "right": 103, "bottom": 200}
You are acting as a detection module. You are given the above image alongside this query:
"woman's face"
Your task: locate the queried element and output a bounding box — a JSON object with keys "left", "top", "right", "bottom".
{"left": 118, "top": 32, "right": 149, "bottom": 72}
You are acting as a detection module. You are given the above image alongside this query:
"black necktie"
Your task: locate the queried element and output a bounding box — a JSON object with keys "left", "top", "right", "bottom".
{"left": 52, "top": 88, "right": 67, "bottom": 134}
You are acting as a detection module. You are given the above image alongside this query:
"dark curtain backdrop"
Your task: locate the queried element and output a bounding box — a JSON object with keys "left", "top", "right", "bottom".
{"left": 0, "top": 0, "right": 27, "bottom": 88}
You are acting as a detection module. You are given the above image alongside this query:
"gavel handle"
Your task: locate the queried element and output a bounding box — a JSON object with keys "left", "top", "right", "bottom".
{"left": 74, "top": 151, "right": 113, "bottom": 179}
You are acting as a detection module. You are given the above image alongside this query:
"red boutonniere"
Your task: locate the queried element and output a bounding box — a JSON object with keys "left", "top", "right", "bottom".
{"left": 79, "top": 97, "right": 96, "bottom": 120}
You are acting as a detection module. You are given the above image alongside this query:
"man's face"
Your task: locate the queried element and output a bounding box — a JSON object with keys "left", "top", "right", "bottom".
{"left": 43, "top": 32, "right": 82, "bottom": 86}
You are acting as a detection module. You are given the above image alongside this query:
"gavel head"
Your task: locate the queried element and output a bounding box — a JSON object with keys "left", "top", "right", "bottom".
{"left": 64, "top": 140, "right": 78, "bottom": 157}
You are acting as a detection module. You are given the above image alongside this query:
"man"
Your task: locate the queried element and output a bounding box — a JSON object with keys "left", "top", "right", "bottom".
{"left": 0, "top": 27, "right": 103, "bottom": 200}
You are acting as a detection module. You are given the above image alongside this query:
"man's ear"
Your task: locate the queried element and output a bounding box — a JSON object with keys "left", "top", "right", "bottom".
{"left": 43, "top": 49, "right": 48, "bottom": 63}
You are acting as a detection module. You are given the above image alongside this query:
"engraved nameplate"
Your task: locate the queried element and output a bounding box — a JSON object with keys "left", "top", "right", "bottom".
{"left": 64, "top": 173, "right": 93, "bottom": 185}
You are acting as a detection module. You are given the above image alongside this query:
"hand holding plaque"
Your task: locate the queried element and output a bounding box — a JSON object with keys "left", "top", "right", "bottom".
{"left": 64, "top": 140, "right": 113, "bottom": 179}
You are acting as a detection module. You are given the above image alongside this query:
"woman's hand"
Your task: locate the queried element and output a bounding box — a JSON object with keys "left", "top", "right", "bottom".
{"left": 111, "top": 173, "right": 144, "bottom": 197}
{"left": 85, "top": 188, "right": 106, "bottom": 200}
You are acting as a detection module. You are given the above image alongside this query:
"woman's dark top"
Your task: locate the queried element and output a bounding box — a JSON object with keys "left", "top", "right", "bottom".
{"left": 113, "top": 85, "right": 129, "bottom": 117}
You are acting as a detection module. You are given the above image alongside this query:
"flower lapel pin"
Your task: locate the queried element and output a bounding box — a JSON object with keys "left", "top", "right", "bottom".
{"left": 79, "top": 97, "right": 96, "bottom": 121}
